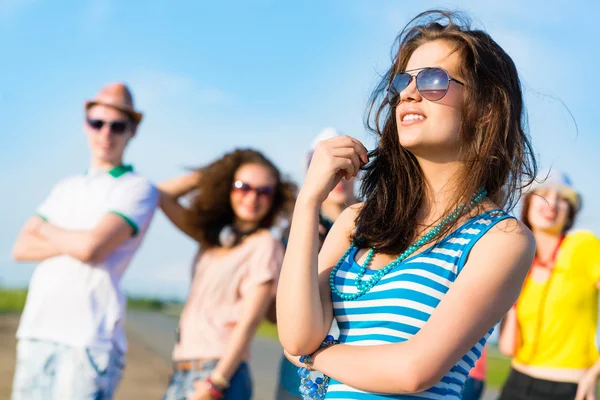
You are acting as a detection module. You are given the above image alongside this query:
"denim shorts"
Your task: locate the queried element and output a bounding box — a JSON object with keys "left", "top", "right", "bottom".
{"left": 11, "top": 339, "right": 125, "bottom": 400}
{"left": 163, "top": 360, "right": 252, "bottom": 400}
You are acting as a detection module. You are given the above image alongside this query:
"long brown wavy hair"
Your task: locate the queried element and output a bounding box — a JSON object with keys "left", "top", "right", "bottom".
{"left": 354, "top": 10, "right": 537, "bottom": 254}
{"left": 185, "top": 149, "right": 297, "bottom": 248}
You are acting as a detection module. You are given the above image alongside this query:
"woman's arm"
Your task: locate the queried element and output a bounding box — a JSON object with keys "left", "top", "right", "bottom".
{"left": 276, "top": 136, "right": 368, "bottom": 356}
{"left": 157, "top": 172, "right": 201, "bottom": 239}
{"left": 277, "top": 201, "right": 361, "bottom": 355}
{"left": 296, "top": 219, "right": 535, "bottom": 394}
{"left": 275, "top": 193, "right": 324, "bottom": 355}
{"left": 157, "top": 171, "right": 201, "bottom": 199}
{"left": 498, "top": 306, "right": 519, "bottom": 357}
{"left": 575, "top": 357, "right": 600, "bottom": 400}
{"left": 206, "top": 282, "right": 274, "bottom": 381}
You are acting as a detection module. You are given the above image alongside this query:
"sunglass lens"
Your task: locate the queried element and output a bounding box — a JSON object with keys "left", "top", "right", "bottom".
{"left": 87, "top": 119, "right": 104, "bottom": 130}
{"left": 388, "top": 73, "right": 411, "bottom": 106}
{"left": 386, "top": 88, "right": 398, "bottom": 107}
{"left": 110, "top": 121, "right": 128, "bottom": 134}
{"left": 417, "top": 68, "right": 449, "bottom": 101}
{"left": 256, "top": 187, "right": 274, "bottom": 197}
{"left": 233, "top": 181, "right": 251, "bottom": 192}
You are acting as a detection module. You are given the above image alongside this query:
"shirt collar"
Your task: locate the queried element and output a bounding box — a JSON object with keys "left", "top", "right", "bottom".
{"left": 86, "top": 164, "right": 134, "bottom": 178}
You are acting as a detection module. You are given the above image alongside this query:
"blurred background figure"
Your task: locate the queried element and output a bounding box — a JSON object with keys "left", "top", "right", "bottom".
{"left": 498, "top": 170, "right": 600, "bottom": 400}
{"left": 10, "top": 83, "right": 159, "bottom": 399}
{"left": 158, "top": 149, "right": 295, "bottom": 400}
{"left": 462, "top": 347, "right": 487, "bottom": 399}
{"left": 275, "top": 127, "right": 357, "bottom": 400}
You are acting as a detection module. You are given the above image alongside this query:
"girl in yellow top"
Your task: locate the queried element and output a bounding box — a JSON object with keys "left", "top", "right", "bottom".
{"left": 499, "top": 170, "right": 600, "bottom": 400}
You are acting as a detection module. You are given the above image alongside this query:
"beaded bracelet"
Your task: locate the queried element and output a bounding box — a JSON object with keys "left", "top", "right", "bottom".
{"left": 297, "top": 335, "right": 339, "bottom": 400}
{"left": 205, "top": 377, "right": 224, "bottom": 399}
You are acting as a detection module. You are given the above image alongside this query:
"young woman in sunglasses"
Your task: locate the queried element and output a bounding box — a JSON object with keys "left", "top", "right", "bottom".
{"left": 498, "top": 171, "right": 600, "bottom": 400}
{"left": 276, "top": 10, "right": 537, "bottom": 399}
{"left": 158, "top": 149, "right": 296, "bottom": 400}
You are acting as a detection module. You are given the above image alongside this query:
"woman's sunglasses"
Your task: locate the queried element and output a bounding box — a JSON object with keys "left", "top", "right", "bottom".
{"left": 386, "top": 67, "right": 465, "bottom": 106}
{"left": 86, "top": 118, "right": 130, "bottom": 135}
{"left": 232, "top": 180, "right": 275, "bottom": 198}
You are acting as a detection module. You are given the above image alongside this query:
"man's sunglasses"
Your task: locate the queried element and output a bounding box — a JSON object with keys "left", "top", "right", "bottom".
{"left": 86, "top": 118, "right": 130, "bottom": 135}
{"left": 386, "top": 67, "right": 465, "bottom": 106}
{"left": 232, "top": 180, "right": 275, "bottom": 198}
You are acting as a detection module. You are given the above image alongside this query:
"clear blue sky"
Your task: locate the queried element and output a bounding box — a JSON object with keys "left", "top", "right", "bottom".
{"left": 1, "top": 0, "right": 597, "bottom": 300}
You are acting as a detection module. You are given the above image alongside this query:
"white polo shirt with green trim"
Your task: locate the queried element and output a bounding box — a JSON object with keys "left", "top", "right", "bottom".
{"left": 17, "top": 165, "right": 159, "bottom": 352}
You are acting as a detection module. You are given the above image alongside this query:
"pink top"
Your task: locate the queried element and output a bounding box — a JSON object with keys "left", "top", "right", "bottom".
{"left": 172, "top": 230, "right": 284, "bottom": 361}
{"left": 469, "top": 345, "right": 487, "bottom": 381}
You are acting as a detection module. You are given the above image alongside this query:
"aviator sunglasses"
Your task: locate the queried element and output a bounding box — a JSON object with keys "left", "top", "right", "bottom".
{"left": 232, "top": 180, "right": 275, "bottom": 198}
{"left": 86, "top": 118, "right": 131, "bottom": 135}
{"left": 386, "top": 67, "right": 465, "bottom": 106}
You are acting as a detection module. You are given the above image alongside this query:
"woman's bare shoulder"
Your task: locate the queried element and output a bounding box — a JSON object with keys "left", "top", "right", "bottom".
{"left": 336, "top": 202, "right": 364, "bottom": 228}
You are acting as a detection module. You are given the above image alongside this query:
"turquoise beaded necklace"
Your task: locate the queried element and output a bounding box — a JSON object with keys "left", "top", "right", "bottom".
{"left": 329, "top": 188, "right": 487, "bottom": 301}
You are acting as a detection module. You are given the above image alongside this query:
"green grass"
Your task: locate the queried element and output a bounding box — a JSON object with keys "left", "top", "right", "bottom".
{"left": 0, "top": 288, "right": 27, "bottom": 313}
{"left": 256, "top": 320, "right": 279, "bottom": 340}
{"left": 486, "top": 345, "right": 512, "bottom": 388}
{"left": 126, "top": 297, "right": 165, "bottom": 311}
{"left": 162, "top": 302, "right": 184, "bottom": 318}
{"left": 0, "top": 288, "right": 166, "bottom": 312}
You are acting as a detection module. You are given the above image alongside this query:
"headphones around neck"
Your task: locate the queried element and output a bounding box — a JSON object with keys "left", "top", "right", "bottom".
{"left": 218, "top": 224, "right": 260, "bottom": 248}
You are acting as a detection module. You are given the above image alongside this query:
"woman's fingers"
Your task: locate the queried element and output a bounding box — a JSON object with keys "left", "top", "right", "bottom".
{"left": 330, "top": 156, "right": 356, "bottom": 179}
{"left": 302, "top": 135, "right": 367, "bottom": 203}
{"left": 327, "top": 135, "right": 369, "bottom": 165}
{"left": 348, "top": 137, "right": 369, "bottom": 164}
{"left": 331, "top": 148, "right": 361, "bottom": 177}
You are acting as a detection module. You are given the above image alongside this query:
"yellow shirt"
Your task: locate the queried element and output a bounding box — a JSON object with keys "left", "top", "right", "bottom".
{"left": 515, "top": 230, "right": 600, "bottom": 369}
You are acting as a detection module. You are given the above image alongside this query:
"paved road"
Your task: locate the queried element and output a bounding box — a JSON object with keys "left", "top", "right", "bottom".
{"left": 0, "top": 314, "right": 172, "bottom": 400}
{"left": 127, "top": 311, "right": 499, "bottom": 400}
{"left": 127, "top": 311, "right": 282, "bottom": 400}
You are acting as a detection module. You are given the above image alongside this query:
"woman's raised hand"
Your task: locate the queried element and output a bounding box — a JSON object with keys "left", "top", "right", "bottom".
{"left": 301, "top": 136, "right": 368, "bottom": 204}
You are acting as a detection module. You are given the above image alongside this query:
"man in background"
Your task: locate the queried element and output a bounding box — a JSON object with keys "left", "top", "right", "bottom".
{"left": 11, "top": 83, "right": 158, "bottom": 399}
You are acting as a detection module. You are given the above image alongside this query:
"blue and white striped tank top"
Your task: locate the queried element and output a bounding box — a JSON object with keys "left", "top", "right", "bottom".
{"left": 326, "top": 209, "right": 512, "bottom": 399}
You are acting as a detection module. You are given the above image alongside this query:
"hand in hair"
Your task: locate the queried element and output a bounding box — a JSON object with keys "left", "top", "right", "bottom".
{"left": 157, "top": 172, "right": 201, "bottom": 240}
{"left": 157, "top": 171, "right": 201, "bottom": 200}
{"left": 301, "top": 135, "right": 368, "bottom": 205}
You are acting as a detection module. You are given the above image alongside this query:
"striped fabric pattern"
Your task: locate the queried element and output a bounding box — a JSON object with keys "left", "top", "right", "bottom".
{"left": 326, "top": 210, "right": 511, "bottom": 399}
